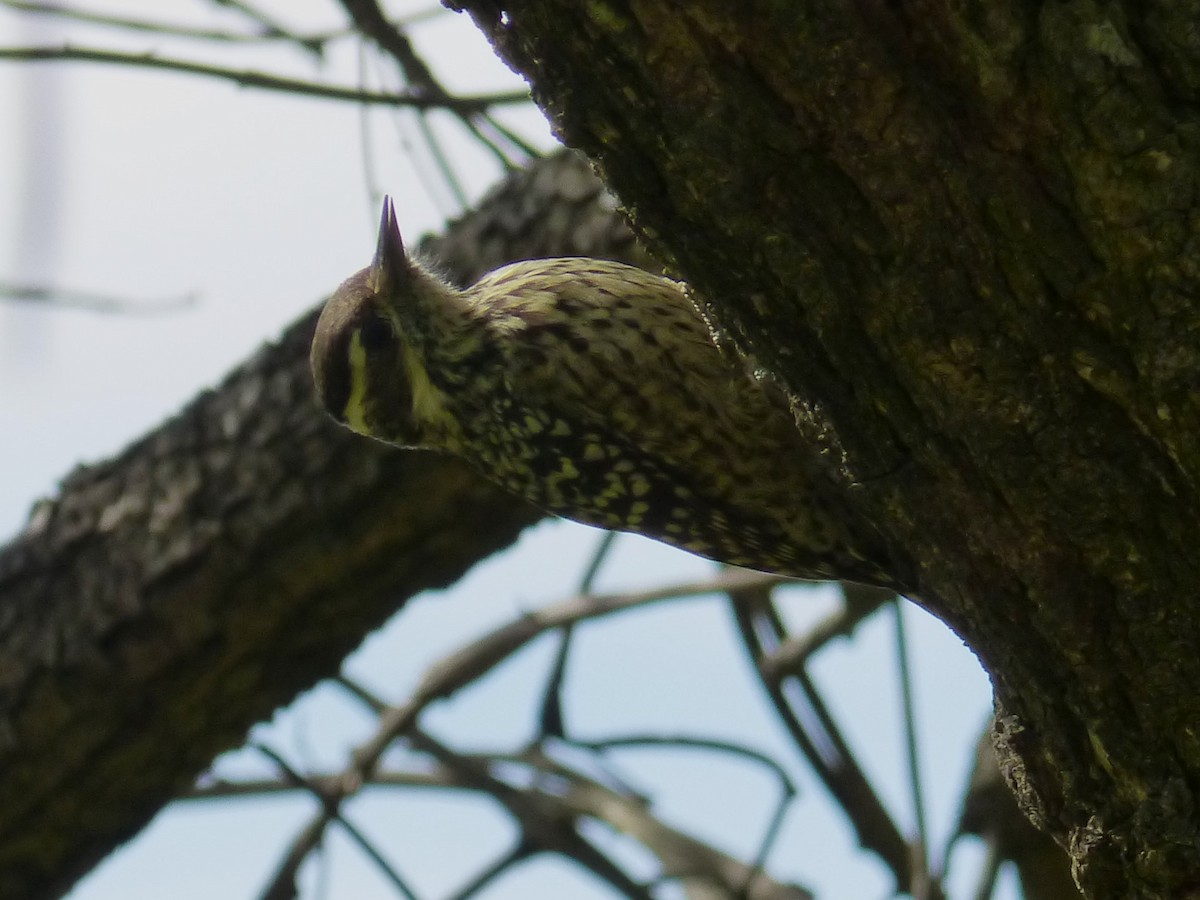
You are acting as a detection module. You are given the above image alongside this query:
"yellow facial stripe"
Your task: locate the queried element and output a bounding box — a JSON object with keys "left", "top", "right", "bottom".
{"left": 343, "top": 331, "right": 371, "bottom": 433}
{"left": 342, "top": 322, "right": 457, "bottom": 446}
{"left": 404, "top": 344, "right": 447, "bottom": 432}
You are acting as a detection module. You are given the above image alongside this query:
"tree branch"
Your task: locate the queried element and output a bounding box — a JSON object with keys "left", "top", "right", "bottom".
{"left": 0, "top": 149, "right": 637, "bottom": 900}
{"left": 447, "top": 3, "right": 1200, "bottom": 897}
{"left": 0, "top": 280, "right": 196, "bottom": 314}
{"left": 0, "top": 44, "right": 529, "bottom": 108}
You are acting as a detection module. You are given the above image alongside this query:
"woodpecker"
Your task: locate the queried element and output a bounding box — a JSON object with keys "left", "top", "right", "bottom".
{"left": 311, "top": 197, "right": 903, "bottom": 589}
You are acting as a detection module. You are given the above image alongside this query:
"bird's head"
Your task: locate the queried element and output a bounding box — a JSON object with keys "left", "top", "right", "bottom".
{"left": 310, "top": 197, "right": 457, "bottom": 448}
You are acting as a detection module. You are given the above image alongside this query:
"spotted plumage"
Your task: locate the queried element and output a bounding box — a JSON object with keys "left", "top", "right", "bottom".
{"left": 310, "top": 197, "right": 902, "bottom": 588}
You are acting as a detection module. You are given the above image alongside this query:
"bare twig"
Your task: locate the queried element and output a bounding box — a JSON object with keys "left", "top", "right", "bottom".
{"left": 352, "top": 569, "right": 785, "bottom": 784}
{"left": 0, "top": 45, "right": 529, "bottom": 109}
{"left": 580, "top": 732, "right": 798, "bottom": 896}
{"left": 893, "top": 598, "right": 932, "bottom": 888}
{"left": 444, "top": 843, "right": 533, "bottom": 900}
{"left": 409, "top": 729, "right": 657, "bottom": 900}
{"left": 726, "top": 578, "right": 923, "bottom": 895}
{"left": 265, "top": 570, "right": 783, "bottom": 893}
{"left": 373, "top": 52, "right": 470, "bottom": 211}
{"left": 0, "top": 280, "right": 196, "bottom": 314}
{"left": 581, "top": 734, "right": 794, "bottom": 799}
{"left": 192, "top": 741, "right": 814, "bottom": 899}
{"left": 201, "top": 564, "right": 853, "bottom": 898}
{"left": 763, "top": 582, "right": 893, "bottom": 678}
{"left": 187, "top": 770, "right": 444, "bottom": 800}
{"left": 538, "top": 530, "right": 618, "bottom": 739}
{"left": 0, "top": 0, "right": 331, "bottom": 53}
{"left": 341, "top": 0, "right": 439, "bottom": 91}
{"left": 340, "top": 0, "right": 535, "bottom": 168}
{"left": 252, "top": 743, "right": 419, "bottom": 900}
{"left": 516, "top": 743, "right": 813, "bottom": 899}
{"left": 210, "top": 0, "right": 319, "bottom": 51}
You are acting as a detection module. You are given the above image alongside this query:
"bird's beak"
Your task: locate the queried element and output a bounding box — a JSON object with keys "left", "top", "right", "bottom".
{"left": 369, "top": 195, "right": 407, "bottom": 295}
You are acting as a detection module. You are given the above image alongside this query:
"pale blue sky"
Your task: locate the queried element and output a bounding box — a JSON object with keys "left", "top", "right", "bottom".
{"left": 0, "top": 3, "right": 1004, "bottom": 898}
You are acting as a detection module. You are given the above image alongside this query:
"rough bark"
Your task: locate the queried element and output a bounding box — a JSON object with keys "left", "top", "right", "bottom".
{"left": 449, "top": 3, "right": 1200, "bottom": 898}
{"left": 959, "top": 724, "right": 1081, "bottom": 900}
{"left": 0, "top": 152, "right": 645, "bottom": 899}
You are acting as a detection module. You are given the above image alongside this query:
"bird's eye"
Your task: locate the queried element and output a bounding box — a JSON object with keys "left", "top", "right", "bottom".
{"left": 359, "top": 312, "right": 396, "bottom": 352}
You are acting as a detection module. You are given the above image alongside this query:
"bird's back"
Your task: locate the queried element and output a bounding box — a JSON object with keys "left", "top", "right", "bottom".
{"left": 448, "top": 258, "right": 892, "bottom": 584}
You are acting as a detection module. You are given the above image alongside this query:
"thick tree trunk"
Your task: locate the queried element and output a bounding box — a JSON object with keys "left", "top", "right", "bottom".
{"left": 0, "top": 152, "right": 642, "bottom": 899}
{"left": 450, "top": 3, "right": 1200, "bottom": 898}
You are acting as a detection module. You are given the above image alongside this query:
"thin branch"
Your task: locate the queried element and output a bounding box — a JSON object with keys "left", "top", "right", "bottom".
{"left": 0, "top": 0, "right": 329, "bottom": 54}
{"left": 0, "top": 0, "right": 446, "bottom": 53}
{"left": 726, "top": 578, "right": 919, "bottom": 894}
{"left": 970, "top": 839, "right": 1003, "bottom": 900}
{"left": 763, "top": 582, "right": 894, "bottom": 678}
{"left": 205, "top": 566, "right": 824, "bottom": 900}
{"left": 470, "top": 111, "right": 543, "bottom": 163}
{"left": 195, "top": 743, "right": 813, "bottom": 899}
{"left": 340, "top": 0, "right": 532, "bottom": 168}
{"left": 340, "top": 0, "right": 443, "bottom": 92}
{"left": 356, "top": 21, "right": 471, "bottom": 210}
{"left": 538, "top": 531, "right": 618, "bottom": 739}
{"left": 267, "top": 570, "right": 781, "bottom": 895}
{"left": 580, "top": 731, "right": 798, "bottom": 895}
{"left": 745, "top": 778, "right": 793, "bottom": 898}
{"left": 187, "top": 770, "right": 444, "bottom": 800}
{"left": 333, "top": 674, "right": 388, "bottom": 714}
{"left": 350, "top": 569, "right": 785, "bottom": 782}
{"left": 401, "top": 100, "right": 469, "bottom": 213}
{"left": 252, "top": 743, "right": 419, "bottom": 900}
{"left": 408, "top": 729, "right": 657, "bottom": 900}
{"left": 454, "top": 112, "right": 529, "bottom": 171}
{"left": 444, "top": 842, "right": 534, "bottom": 900}
{"left": 579, "top": 531, "right": 618, "bottom": 595}
{"left": 210, "top": 0, "right": 319, "bottom": 50}
{"left": 0, "top": 45, "right": 530, "bottom": 109}
{"left": 580, "top": 733, "right": 796, "bottom": 799}
{"left": 893, "top": 598, "right": 931, "bottom": 884}
{"left": 516, "top": 744, "right": 813, "bottom": 900}
{"left": 0, "top": 280, "right": 196, "bottom": 315}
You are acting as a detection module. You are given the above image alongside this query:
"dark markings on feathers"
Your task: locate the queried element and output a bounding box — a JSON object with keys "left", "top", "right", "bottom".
{"left": 309, "top": 198, "right": 909, "bottom": 590}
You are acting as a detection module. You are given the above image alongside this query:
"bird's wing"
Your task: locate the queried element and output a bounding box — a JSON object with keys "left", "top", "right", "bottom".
{"left": 469, "top": 260, "right": 834, "bottom": 563}
{"left": 474, "top": 258, "right": 769, "bottom": 470}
